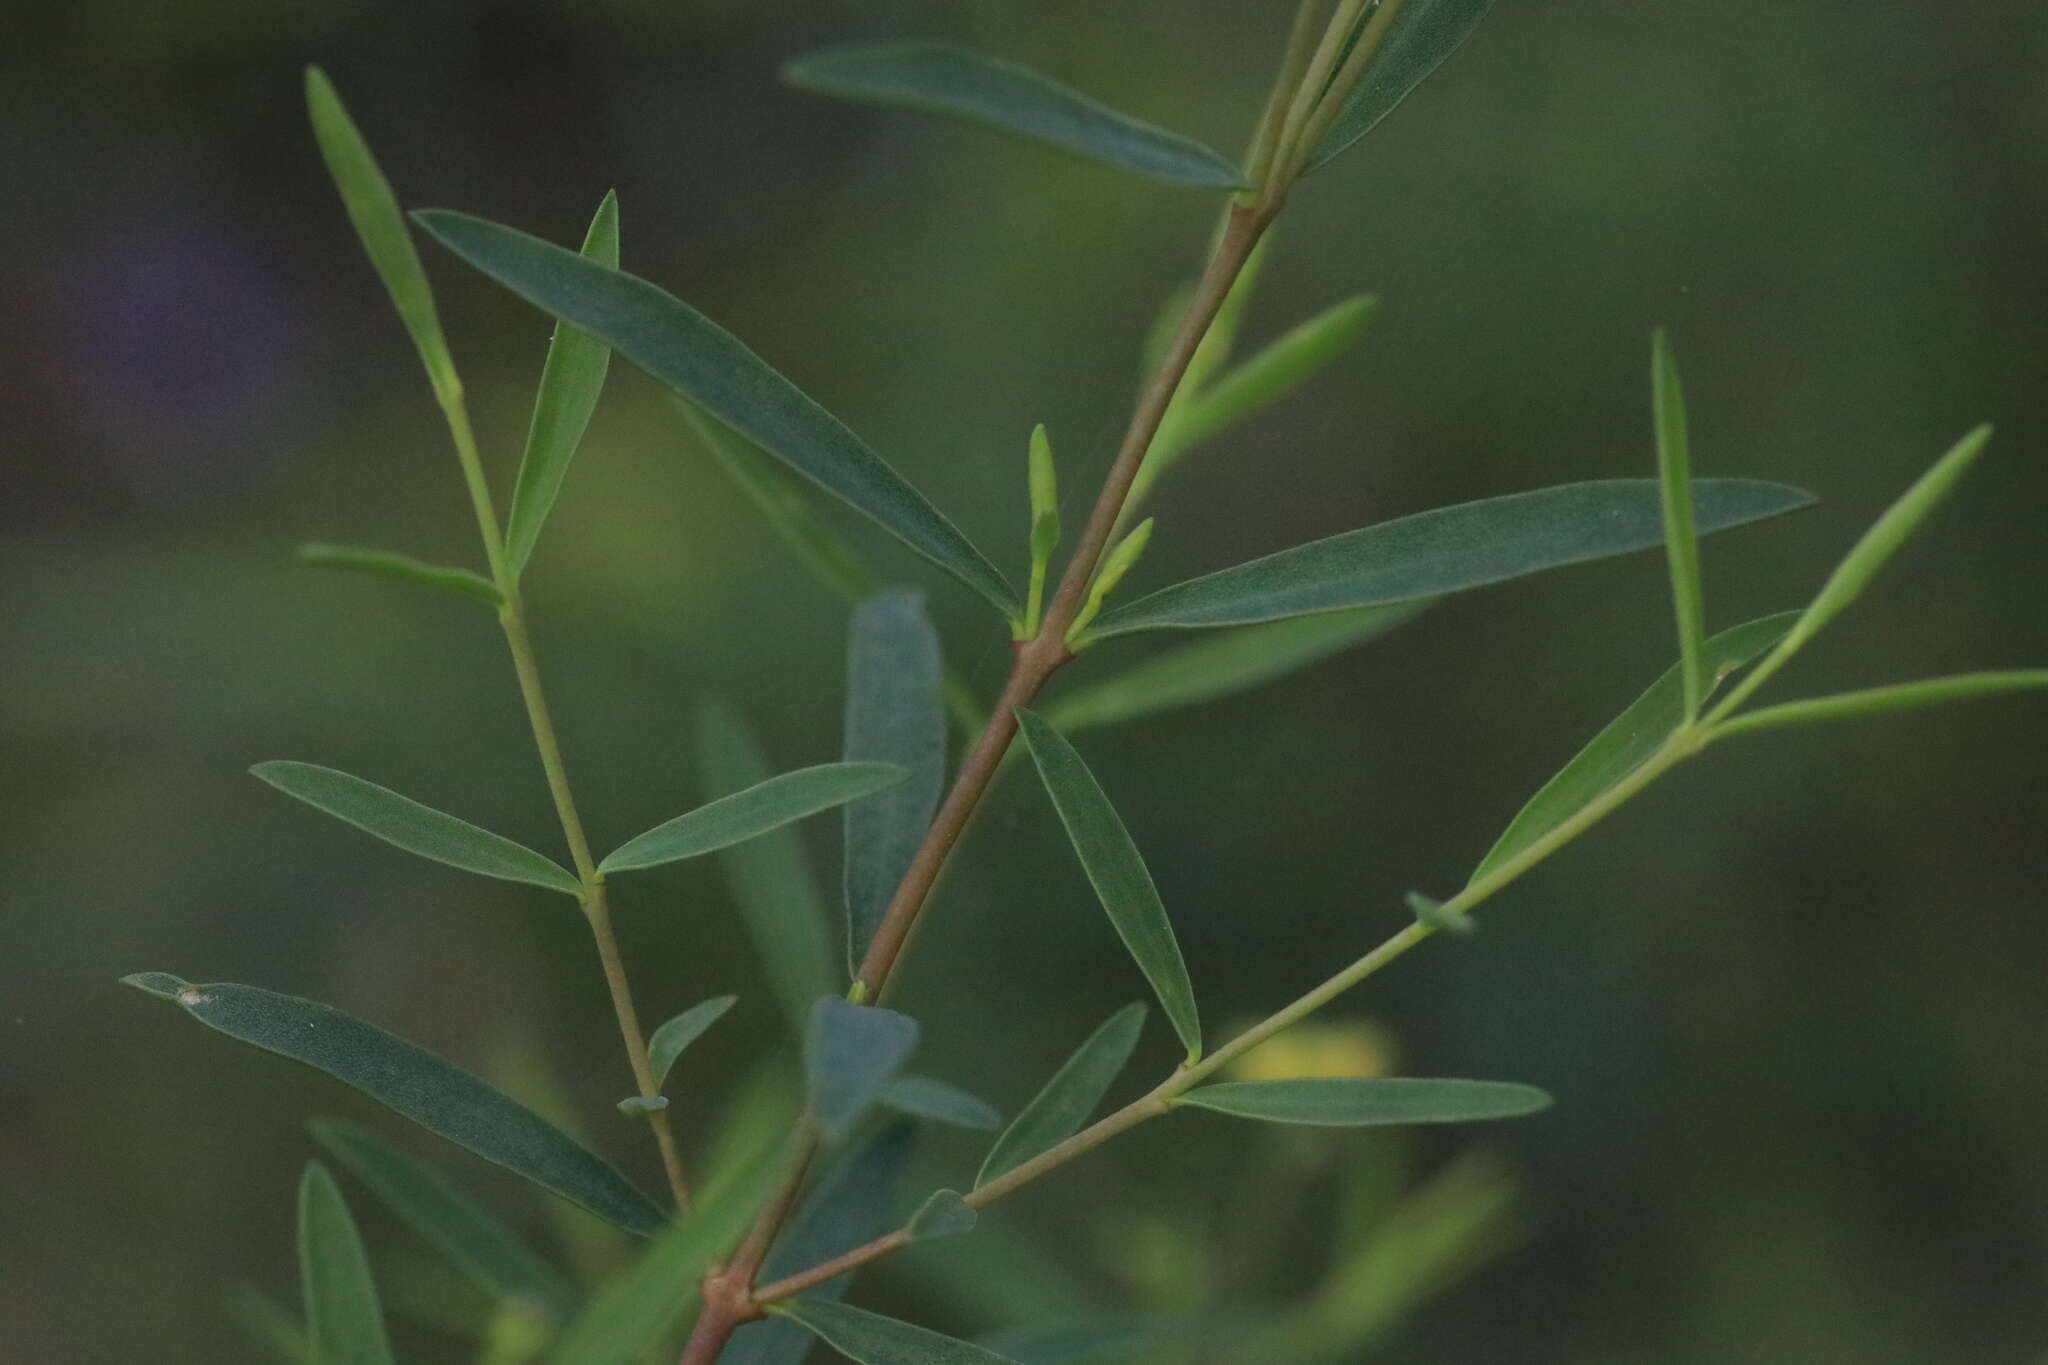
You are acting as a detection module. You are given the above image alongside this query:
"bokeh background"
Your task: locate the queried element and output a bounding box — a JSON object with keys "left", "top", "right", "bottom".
{"left": 6, "top": 1, "right": 2047, "bottom": 1361}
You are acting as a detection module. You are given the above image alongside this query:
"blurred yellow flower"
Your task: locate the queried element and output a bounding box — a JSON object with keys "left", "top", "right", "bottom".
{"left": 1224, "top": 1017, "right": 1399, "bottom": 1083}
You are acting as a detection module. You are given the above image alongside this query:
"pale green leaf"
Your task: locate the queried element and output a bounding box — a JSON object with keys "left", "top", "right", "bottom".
{"left": 601, "top": 762, "right": 904, "bottom": 875}
{"left": 1014, "top": 711, "right": 1199, "bottom": 1060}
{"left": 648, "top": 995, "right": 739, "bottom": 1087}
{"left": 878, "top": 1075, "right": 1002, "bottom": 1131}
{"left": 978, "top": 1004, "right": 1146, "bottom": 1188}
{"left": 505, "top": 192, "right": 619, "bottom": 577}
{"left": 251, "top": 761, "right": 579, "bottom": 894}
{"left": 844, "top": 590, "right": 946, "bottom": 972}
{"left": 908, "top": 1189, "right": 978, "bottom": 1241}
{"left": 1470, "top": 612, "right": 1800, "bottom": 883}
{"left": 1304, "top": 0, "right": 1498, "bottom": 173}
{"left": 1092, "top": 479, "right": 1815, "bottom": 638}
{"left": 297, "top": 1162, "right": 396, "bottom": 1365}
{"left": 1651, "top": 329, "right": 1708, "bottom": 719}
{"left": 782, "top": 42, "right": 1247, "bottom": 191}
{"left": 296, "top": 543, "right": 501, "bottom": 606}
{"left": 413, "top": 209, "right": 1019, "bottom": 614}
{"left": 1714, "top": 671, "right": 2048, "bottom": 739}
{"left": 1176, "top": 1077, "right": 1551, "bottom": 1126}
{"left": 312, "top": 1118, "right": 577, "bottom": 1322}
{"left": 807, "top": 998, "right": 921, "bottom": 1144}
{"left": 775, "top": 1297, "right": 1023, "bottom": 1365}
{"left": 696, "top": 700, "right": 840, "bottom": 1038}
{"left": 122, "top": 974, "right": 666, "bottom": 1235}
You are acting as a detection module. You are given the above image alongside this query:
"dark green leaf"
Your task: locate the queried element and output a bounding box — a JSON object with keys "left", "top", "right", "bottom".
{"left": 311, "top": 1119, "right": 577, "bottom": 1322}
{"left": 775, "top": 1297, "right": 1022, "bottom": 1365}
{"left": 649, "top": 995, "right": 739, "bottom": 1087}
{"left": 1176, "top": 1077, "right": 1551, "bottom": 1126}
{"left": 878, "top": 1075, "right": 1002, "bottom": 1131}
{"left": 305, "top": 68, "right": 459, "bottom": 403}
{"left": 296, "top": 543, "right": 502, "bottom": 606}
{"left": 978, "top": 1004, "right": 1146, "bottom": 1189}
{"left": 782, "top": 42, "right": 1248, "bottom": 191}
{"left": 600, "top": 762, "right": 904, "bottom": 875}
{"left": 413, "top": 209, "right": 1019, "bottom": 614}
{"left": 1713, "top": 671, "right": 2048, "bottom": 739}
{"left": 1092, "top": 479, "right": 1816, "bottom": 638}
{"left": 1014, "top": 711, "right": 1199, "bottom": 1061}
{"left": 1304, "top": 0, "right": 1498, "bottom": 173}
{"left": 807, "top": 998, "right": 921, "bottom": 1144}
{"left": 908, "top": 1189, "right": 978, "bottom": 1241}
{"left": 297, "top": 1162, "right": 395, "bottom": 1365}
{"left": 1044, "top": 601, "right": 1430, "bottom": 734}
{"left": 1471, "top": 612, "right": 1801, "bottom": 883}
{"left": 505, "top": 192, "right": 619, "bottom": 577}
{"left": 696, "top": 701, "right": 840, "bottom": 1037}
{"left": 123, "top": 974, "right": 666, "bottom": 1235}
{"left": 1651, "top": 330, "right": 1709, "bottom": 718}
{"left": 843, "top": 590, "right": 946, "bottom": 972}
{"left": 251, "top": 761, "right": 580, "bottom": 895}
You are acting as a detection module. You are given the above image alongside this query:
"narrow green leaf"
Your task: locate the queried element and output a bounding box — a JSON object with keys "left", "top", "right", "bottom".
{"left": 1471, "top": 612, "right": 1800, "bottom": 883}
{"left": 601, "top": 762, "right": 904, "bottom": 875}
{"left": 251, "top": 761, "right": 580, "bottom": 894}
{"left": 775, "top": 1297, "right": 1023, "bottom": 1365}
{"left": 413, "top": 209, "right": 1019, "bottom": 615}
{"left": 1152, "top": 295, "right": 1378, "bottom": 469}
{"left": 504, "top": 192, "right": 619, "bottom": 577}
{"left": 844, "top": 591, "right": 946, "bottom": 972}
{"left": 782, "top": 42, "right": 1248, "bottom": 191}
{"left": 1013, "top": 712, "right": 1199, "bottom": 1060}
{"left": 978, "top": 1004, "right": 1147, "bottom": 1188}
{"left": 296, "top": 543, "right": 502, "bottom": 606}
{"left": 696, "top": 700, "right": 840, "bottom": 1038}
{"left": 550, "top": 1146, "right": 778, "bottom": 1365}
{"left": 311, "top": 1118, "right": 577, "bottom": 1322}
{"left": 1176, "top": 1077, "right": 1552, "bottom": 1126}
{"left": 1092, "top": 479, "right": 1816, "bottom": 638}
{"left": 1304, "top": 0, "right": 1498, "bottom": 173}
{"left": 878, "top": 1074, "right": 1003, "bottom": 1131}
{"left": 1067, "top": 519, "right": 1155, "bottom": 644}
{"left": 683, "top": 401, "right": 883, "bottom": 605}
{"left": 908, "top": 1189, "right": 978, "bottom": 1241}
{"left": 1714, "top": 671, "right": 2048, "bottom": 739}
{"left": 305, "top": 68, "right": 460, "bottom": 403}
{"left": 648, "top": 995, "right": 739, "bottom": 1087}
{"left": 807, "top": 998, "right": 921, "bottom": 1144}
{"left": 725, "top": 1122, "right": 916, "bottom": 1365}
{"left": 1784, "top": 424, "right": 1993, "bottom": 652}
{"left": 122, "top": 974, "right": 666, "bottom": 1235}
{"left": 1651, "top": 330, "right": 1709, "bottom": 719}
{"left": 1044, "top": 601, "right": 1431, "bottom": 734}
{"left": 297, "top": 1162, "right": 395, "bottom": 1365}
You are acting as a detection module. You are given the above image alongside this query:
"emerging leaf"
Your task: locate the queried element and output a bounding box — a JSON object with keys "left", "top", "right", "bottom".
{"left": 1176, "top": 1076, "right": 1552, "bottom": 1126}
{"left": 122, "top": 974, "right": 667, "bottom": 1235}
{"left": 775, "top": 1297, "right": 1024, "bottom": 1365}
{"left": 782, "top": 42, "right": 1249, "bottom": 191}
{"left": 251, "top": 760, "right": 581, "bottom": 894}
{"left": 648, "top": 995, "right": 739, "bottom": 1087}
{"left": 979, "top": 1003, "right": 1147, "bottom": 1188}
{"left": 601, "top": 762, "right": 904, "bottom": 875}
{"left": 1651, "top": 329, "right": 1709, "bottom": 719}
{"left": 296, "top": 543, "right": 502, "bottom": 606}
{"left": 297, "top": 1162, "right": 396, "bottom": 1365}
{"left": 806, "top": 998, "right": 921, "bottom": 1144}
{"left": 1713, "top": 671, "right": 2048, "bottom": 739}
{"left": 1304, "top": 0, "right": 1499, "bottom": 173}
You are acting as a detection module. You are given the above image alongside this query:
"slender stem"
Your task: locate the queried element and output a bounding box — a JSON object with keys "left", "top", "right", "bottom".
{"left": 1244, "top": 0, "right": 1330, "bottom": 193}
{"left": 1277, "top": 0, "right": 1407, "bottom": 188}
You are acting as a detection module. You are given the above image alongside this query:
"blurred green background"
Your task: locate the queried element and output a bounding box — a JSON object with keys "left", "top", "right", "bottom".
{"left": 6, "top": 1, "right": 2047, "bottom": 1361}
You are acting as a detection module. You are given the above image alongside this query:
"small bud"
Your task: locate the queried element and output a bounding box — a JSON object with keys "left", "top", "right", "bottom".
{"left": 1066, "top": 518, "right": 1155, "bottom": 645}
{"left": 616, "top": 1094, "right": 670, "bottom": 1117}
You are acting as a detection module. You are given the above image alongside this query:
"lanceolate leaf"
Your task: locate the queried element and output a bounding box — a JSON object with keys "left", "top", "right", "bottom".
{"left": 1014, "top": 711, "right": 1200, "bottom": 1061}
{"left": 844, "top": 590, "right": 947, "bottom": 972}
{"left": 978, "top": 1004, "right": 1147, "bottom": 1189}
{"left": 1470, "top": 612, "right": 1801, "bottom": 883}
{"left": 251, "top": 761, "right": 580, "bottom": 894}
{"left": 879, "top": 1074, "right": 1003, "bottom": 1131}
{"left": 505, "top": 192, "right": 619, "bottom": 577}
{"left": 1712, "top": 671, "right": 2048, "bottom": 739}
{"left": 696, "top": 701, "right": 840, "bottom": 1038}
{"left": 296, "top": 543, "right": 502, "bottom": 606}
{"left": 1304, "top": 0, "right": 1498, "bottom": 173}
{"left": 1176, "top": 1077, "right": 1552, "bottom": 1126}
{"left": 413, "top": 210, "right": 1019, "bottom": 615}
{"left": 1044, "top": 601, "right": 1431, "bottom": 734}
{"left": 648, "top": 995, "right": 739, "bottom": 1087}
{"left": 121, "top": 974, "right": 666, "bottom": 1235}
{"left": 305, "top": 67, "right": 459, "bottom": 403}
{"left": 776, "top": 1297, "right": 1023, "bottom": 1365}
{"left": 807, "top": 998, "right": 921, "bottom": 1144}
{"left": 782, "top": 42, "right": 1249, "bottom": 191}
{"left": 600, "top": 762, "right": 904, "bottom": 875}
{"left": 1091, "top": 479, "right": 1816, "bottom": 638}
{"left": 297, "top": 1162, "right": 396, "bottom": 1365}
{"left": 311, "top": 1119, "right": 577, "bottom": 1322}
